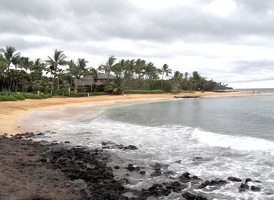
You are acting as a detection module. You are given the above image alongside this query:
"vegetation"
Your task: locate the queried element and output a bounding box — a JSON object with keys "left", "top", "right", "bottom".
{"left": 0, "top": 45, "right": 232, "bottom": 101}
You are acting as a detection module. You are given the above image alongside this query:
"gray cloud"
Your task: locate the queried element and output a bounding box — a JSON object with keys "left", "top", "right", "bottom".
{"left": 1, "top": 0, "right": 274, "bottom": 43}
{"left": 1, "top": 0, "right": 274, "bottom": 87}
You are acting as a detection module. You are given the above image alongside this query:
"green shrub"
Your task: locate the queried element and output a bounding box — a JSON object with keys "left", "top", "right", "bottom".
{"left": 0, "top": 96, "right": 17, "bottom": 101}
{"left": 40, "top": 94, "right": 52, "bottom": 99}
{"left": 12, "top": 94, "right": 26, "bottom": 100}
{"left": 92, "top": 84, "right": 105, "bottom": 92}
{"left": 124, "top": 90, "right": 164, "bottom": 94}
{"left": 69, "top": 92, "right": 89, "bottom": 97}
{"left": 151, "top": 80, "right": 172, "bottom": 92}
{"left": 181, "top": 90, "right": 194, "bottom": 93}
{"left": 21, "top": 93, "right": 41, "bottom": 99}
{"left": 90, "top": 92, "right": 108, "bottom": 96}
{"left": 69, "top": 92, "right": 108, "bottom": 97}
{"left": 0, "top": 92, "right": 11, "bottom": 96}
{"left": 42, "top": 87, "right": 51, "bottom": 94}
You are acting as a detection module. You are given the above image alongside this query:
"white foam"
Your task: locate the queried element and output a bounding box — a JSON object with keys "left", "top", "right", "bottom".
{"left": 192, "top": 128, "right": 274, "bottom": 153}
{"left": 31, "top": 115, "right": 274, "bottom": 199}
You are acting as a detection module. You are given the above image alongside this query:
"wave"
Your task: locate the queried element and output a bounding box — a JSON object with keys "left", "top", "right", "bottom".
{"left": 192, "top": 128, "right": 274, "bottom": 154}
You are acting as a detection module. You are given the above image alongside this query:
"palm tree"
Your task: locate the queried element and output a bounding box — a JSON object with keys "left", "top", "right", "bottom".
{"left": 0, "top": 46, "right": 21, "bottom": 71}
{"left": 30, "top": 58, "right": 46, "bottom": 79}
{"left": 144, "top": 62, "right": 159, "bottom": 89}
{"left": 124, "top": 59, "right": 135, "bottom": 90}
{"left": 0, "top": 54, "right": 8, "bottom": 91}
{"left": 134, "top": 59, "right": 146, "bottom": 80}
{"left": 46, "top": 49, "right": 67, "bottom": 94}
{"left": 161, "top": 64, "right": 172, "bottom": 90}
{"left": 104, "top": 77, "right": 124, "bottom": 94}
{"left": 98, "top": 55, "right": 116, "bottom": 82}
{"left": 19, "top": 57, "right": 33, "bottom": 73}
{"left": 190, "top": 71, "right": 202, "bottom": 91}
{"left": 0, "top": 46, "right": 21, "bottom": 91}
{"left": 69, "top": 58, "right": 89, "bottom": 92}
{"left": 172, "top": 71, "right": 183, "bottom": 89}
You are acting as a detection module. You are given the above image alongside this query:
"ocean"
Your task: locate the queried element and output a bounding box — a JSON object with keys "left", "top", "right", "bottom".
{"left": 24, "top": 89, "right": 274, "bottom": 199}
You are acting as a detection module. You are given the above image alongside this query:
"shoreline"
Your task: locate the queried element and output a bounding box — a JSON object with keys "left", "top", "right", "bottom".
{"left": 0, "top": 91, "right": 265, "bottom": 136}
{"left": 0, "top": 92, "right": 271, "bottom": 199}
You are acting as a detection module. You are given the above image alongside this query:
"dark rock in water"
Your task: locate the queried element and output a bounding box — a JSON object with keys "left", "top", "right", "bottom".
{"left": 151, "top": 162, "right": 169, "bottom": 170}
{"left": 182, "top": 191, "right": 208, "bottom": 200}
{"left": 150, "top": 169, "right": 162, "bottom": 177}
{"left": 174, "top": 96, "right": 200, "bottom": 99}
{"left": 140, "top": 183, "right": 171, "bottom": 197}
{"left": 119, "top": 178, "right": 130, "bottom": 185}
{"left": 163, "top": 170, "right": 174, "bottom": 176}
{"left": 193, "top": 157, "right": 203, "bottom": 161}
{"left": 114, "top": 165, "right": 120, "bottom": 169}
{"left": 179, "top": 172, "right": 192, "bottom": 183}
{"left": 163, "top": 181, "right": 187, "bottom": 192}
{"left": 102, "top": 141, "right": 116, "bottom": 146}
{"left": 192, "top": 175, "right": 202, "bottom": 180}
{"left": 140, "top": 170, "right": 146, "bottom": 175}
{"left": 251, "top": 185, "right": 261, "bottom": 192}
{"left": 228, "top": 176, "right": 242, "bottom": 182}
{"left": 239, "top": 183, "right": 249, "bottom": 192}
{"left": 245, "top": 178, "right": 252, "bottom": 183}
{"left": 124, "top": 145, "right": 138, "bottom": 150}
{"left": 125, "top": 164, "right": 140, "bottom": 172}
{"left": 199, "top": 179, "right": 227, "bottom": 189}
{"left": 102, "top": 141, "right": 138, "bottom": 150}
{"left": 102, "top": 141, "right": 116, "bottom": 149}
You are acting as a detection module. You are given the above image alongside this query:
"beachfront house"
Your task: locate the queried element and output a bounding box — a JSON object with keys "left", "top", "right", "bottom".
{"left": 93, "top": 73, "right": 115, "bottom": 85}
{"left": 75, "top": 73, "right": 115, "bottom": 92}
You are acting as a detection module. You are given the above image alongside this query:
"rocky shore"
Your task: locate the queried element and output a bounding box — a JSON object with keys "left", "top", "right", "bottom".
{"left": 0, "top": 133, "right": 263, "bottom": 200}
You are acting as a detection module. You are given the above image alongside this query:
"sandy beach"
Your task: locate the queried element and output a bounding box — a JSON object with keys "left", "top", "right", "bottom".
{"left": 0, "top": 91, "right": 263, "bottom": 136}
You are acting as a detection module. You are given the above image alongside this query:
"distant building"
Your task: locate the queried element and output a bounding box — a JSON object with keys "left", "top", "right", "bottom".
{"left": 76, "top": 75, "right": 94, "bottom": 86}
{"left": 93, "top": 73, "right": 115, "bottom": 85}
{"left": 75, "top": 73, "right": 115, "bottom": 91}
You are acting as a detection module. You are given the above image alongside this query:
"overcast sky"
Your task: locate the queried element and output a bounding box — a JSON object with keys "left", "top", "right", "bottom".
{"left": 1, "top": 0, "right": 274, "bottom": 89}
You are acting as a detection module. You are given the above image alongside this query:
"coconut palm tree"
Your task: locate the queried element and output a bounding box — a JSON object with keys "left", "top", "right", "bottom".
{"left": 104, "top": 77, "right": 124, "bottom": 94}
{"left": 0, "top": 46, "right": 21, "bottom": 91}
{"left": 98, "top": 55, "right": 116, "bottom": 82}
{"left": 161, "top": 64, "right": 172, "bottom": 90}
{"left": 19, "top": 57, "right": 33, "bottom": 73}
{"left": 0, "top": 46, "right": 21, "bottom": 71}
{"left": 124, "top": 59, "right": 135, "bottom": 90}
{"left": 190, "top": 71, "right": 202, "bottom": 91}
{"left": 30, "top": 58, "right": 46, "bottom": 79}
{"left": 69, "top": 58, "right": 89, "bottom": 92}
{"left": 46, "top": 49, "right": 67, "bottom": 94}
{"left": 0, "top": 54, "right": 8, "bottom": 91}
{"left": 172, "top": 71, "right": 183, "bottom": 89}
{"left": 144, "top": 62, "right": 159, "bottom": 89}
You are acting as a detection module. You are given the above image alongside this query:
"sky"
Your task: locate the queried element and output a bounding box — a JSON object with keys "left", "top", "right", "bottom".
{"left": 1, "top": 0, "right": 274, "bottom": 89}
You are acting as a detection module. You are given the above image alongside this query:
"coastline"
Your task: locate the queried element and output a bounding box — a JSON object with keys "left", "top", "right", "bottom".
{"left": 0, "top": 91, "right": 271, "bottom": 199}
{"left": 0, "top": 91, "right": 264, "bottom": 136}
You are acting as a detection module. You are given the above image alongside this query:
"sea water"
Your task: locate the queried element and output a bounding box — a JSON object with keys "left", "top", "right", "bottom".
{"left": 26, "top": 90, "right": 274, "bottom": 199}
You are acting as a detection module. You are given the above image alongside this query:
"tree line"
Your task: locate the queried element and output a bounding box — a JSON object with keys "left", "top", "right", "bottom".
{"left": 0, "top": 46, "right": 231, "bottom": 95}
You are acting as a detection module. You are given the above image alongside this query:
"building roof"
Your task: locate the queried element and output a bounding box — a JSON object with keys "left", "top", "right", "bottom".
{"left": 95, "top": 73, "right": 115, "bottom": 80}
